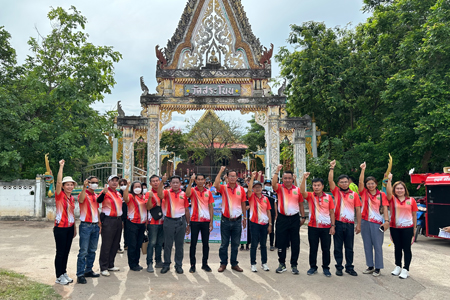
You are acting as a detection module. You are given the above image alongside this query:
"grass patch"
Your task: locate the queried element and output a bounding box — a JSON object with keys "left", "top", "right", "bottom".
{"left": 0, "top": 269, "right": 61, "bottom": 300}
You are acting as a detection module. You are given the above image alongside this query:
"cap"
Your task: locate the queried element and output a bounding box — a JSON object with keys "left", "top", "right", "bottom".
{"left": 164, "top": 182, "right": 170, "bottom": 188}
{"left": 108, "top": 175, "right": 120, "bottom": 182}
{"left": 253, "top": 180, "right": 263, "bottom": 187}
{"left": 264, "top": 179, "right": 272, "bottom": 184}
{"left": 62, "top": 176, "right": 76, "bottom": 184}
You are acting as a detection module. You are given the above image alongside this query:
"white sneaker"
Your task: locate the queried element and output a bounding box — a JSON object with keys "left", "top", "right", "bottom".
{"left": 55, "top": 274, "right": 69, "bottom": 285}
{"left": 63, "top": 273, "right": 73, "bottom": 283}
{"left": 399, "top": 268, "right": 409, "bottom": 279}
{"left": 251, "top": 265, "right": 258, "bottom": 272}
{"left": 108, "top": 267, "right": 120, "bottom": 272}
{"left": 261, "top": 264, "right": 270, "bottom": 271}
{"left": 391, "top": 266, "right": 401, "bottom": 276}
{"left": 101, "top": 270, "right": 110, "bottom": 276}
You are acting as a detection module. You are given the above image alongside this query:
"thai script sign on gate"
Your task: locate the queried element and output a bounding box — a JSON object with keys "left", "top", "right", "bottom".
{"left": 184, "top": 84, "right": 241, "bottom": 96}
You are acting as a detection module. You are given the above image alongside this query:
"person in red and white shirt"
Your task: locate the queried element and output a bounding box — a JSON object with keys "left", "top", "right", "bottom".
{"left": 328, "top": 159, "right": 362, "bottom": 277}
{"left": 358, "top": 162, "right": 390, "bottom": 277}
{"left": 123, "top": 180, "right": 148, "bottom": 271}
{"left": 271, "top": 164, "right": 306, "bottom": 275}
{"left": 144, "top": 175, "right": 164, "bottom": 273}
{"left": 76, "top": 176, "right": 101, "bottom": 284}
{"left": 301, "top": 172, "right": 336, "bottom": 277}
{"left": 387, "top": 173, "right": 418, "bottom": 279}
{"left": 214, "top": 166, "right": 247, "bottom": 273}
{"left": 186, "top": 173, "right": 214, "bottom": 273}
{"left": 157, "top": 174, "right": 190, "bottom": 275}
{"left": 248, "top": 171, "right": 273, "bottom": 272}
{"left": 96, "top": 175, "right": 123, "bottom": 276}
{"left": 53, "top": 159, "right": 77, "bottom": 285}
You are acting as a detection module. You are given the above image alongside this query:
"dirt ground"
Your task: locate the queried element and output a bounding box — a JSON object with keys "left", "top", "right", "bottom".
{"left": 1, "top": 220, "right": 449, "bottom": 299}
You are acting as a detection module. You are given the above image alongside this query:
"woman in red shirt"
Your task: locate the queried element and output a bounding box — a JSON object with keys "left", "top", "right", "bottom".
{"left": 386, "top": 173, "right": 418, "bottom": 279}
{"left": 54, "top": 159, "right": 77, "bottom": 285}
{"left": 358, "top": 162, "right": 390, "bottom": 277}
{"left": 247, "top": 171, "right": 273, "bottom": 272}
{"left": 123, "top": 180, "right": 149, "bottom": 271}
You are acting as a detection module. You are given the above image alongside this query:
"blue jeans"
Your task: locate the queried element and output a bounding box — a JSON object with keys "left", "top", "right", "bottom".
{"left": 250, "top": 222, "right": 268, "bottom": 265}
{"left": 147, "top": 224, "right": 164, "bottom": 265}
{"left": 333, "top": 221, "right": 355, "bottom": 271}
{"left": 219, "top": 216, "right": 242, "bottom": 267}
{"left": 76, "top": 222, "right": 100, "bottom": 276}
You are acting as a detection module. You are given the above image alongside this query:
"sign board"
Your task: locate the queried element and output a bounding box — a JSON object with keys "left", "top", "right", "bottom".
{"left": 185, "top": 193, "right": 248, "bottom": 243}
{"left": 184, "top": 84, "right": 241, "bottom": 97}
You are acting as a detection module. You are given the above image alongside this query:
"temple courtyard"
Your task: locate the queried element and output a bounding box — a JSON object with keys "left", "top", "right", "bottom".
{"left": 1, "top": 220, "right": 449, "bottom": 299}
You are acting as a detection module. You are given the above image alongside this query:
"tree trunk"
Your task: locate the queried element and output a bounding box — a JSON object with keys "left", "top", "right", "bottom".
{"left": 420, "top": 150, "right": 432, "bottom": 173}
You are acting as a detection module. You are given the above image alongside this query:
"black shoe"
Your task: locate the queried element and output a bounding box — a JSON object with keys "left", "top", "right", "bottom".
{"left": 84, "top": 271, "right": 100, "bottom": 278}
{"left": 130, "top": 266, "right": 141, "bottom": 272}
{"left": 201, "top": 265, "right": 212, "bottom": 272}
{"left": 189, "top": 266, "right": 196, "bottom": 273}
{"left": 161, "top": 266, "right": 170, "bottom": 274}
{"left": 77, "top": 276, "right": 87, "bottom": 284}
{"left": 336, "top": 269, "right": 343, "bottom": 276}
{"left": 240, "top": 245, "right": 244, "bottom": 251}
{"left": 175, "top": 266, "right": 184, "bottom": 274}
{"left": 137, "top": 265, "right": 143, "bottom": 270}
{"left": 345, "top": 269, "right": 358, "bottom": 276}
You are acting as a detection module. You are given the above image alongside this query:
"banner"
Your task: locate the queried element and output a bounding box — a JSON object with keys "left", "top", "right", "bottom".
{"left": 185, "top": 193, "right": 247, "bottom": 244}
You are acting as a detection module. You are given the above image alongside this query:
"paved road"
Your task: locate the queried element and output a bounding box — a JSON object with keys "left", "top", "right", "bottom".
{"left": 1, "top": 220, "right": 449, "bottom": 299}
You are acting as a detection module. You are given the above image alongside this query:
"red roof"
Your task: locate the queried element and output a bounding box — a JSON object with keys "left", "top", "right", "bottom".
{"left": 211, "top": 143, "right": 248, "bottom": 149}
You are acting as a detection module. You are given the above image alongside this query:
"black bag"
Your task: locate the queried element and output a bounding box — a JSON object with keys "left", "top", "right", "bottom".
{"left": 150, "top": 206, "right": 163, "bottom": 221}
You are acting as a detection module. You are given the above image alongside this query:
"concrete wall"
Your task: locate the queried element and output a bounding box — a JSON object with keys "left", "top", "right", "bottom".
{"left": 0, "top": 177, "right": 45, "bottom": 218}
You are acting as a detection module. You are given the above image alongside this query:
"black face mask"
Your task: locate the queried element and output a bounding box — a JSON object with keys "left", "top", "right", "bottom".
{"left": 339, "top": 187, "right": 350, "bottom": 192}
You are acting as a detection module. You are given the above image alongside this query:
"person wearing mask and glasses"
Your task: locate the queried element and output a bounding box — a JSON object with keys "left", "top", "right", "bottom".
{"left": 76, "top": 176, "right": 101, "bottom": 284}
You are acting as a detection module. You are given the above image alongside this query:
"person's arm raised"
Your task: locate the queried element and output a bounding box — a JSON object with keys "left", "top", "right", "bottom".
{"left": 123, "top": 180, "right": 131, "bottom": 204}
{"left": 78, "top": 179, "right": 89, "bottom": 204}
{"left": 55, "top": 159, "right": 65, "bottom": 195}
{"left": 386, "top": 173, "right": 393, "bottom": 200}
{"left": 248, "top": 171, "right": 256, "bottom": 198}
{"left": 359, "top": 162, "right": 366, "bottom": 193}
{"left": 186, "top": 173, "right": 195, "bottom": 197}
{"left": 214, "top": 166, "right": 226, "bottom": 191}
{"left": 300, "top": 172, "right": 310, "bottom": 199}
{"left": 158, "top": 173, "right": 167, "bottom": 200}
{"left": 328, "top": 160, "right": 337, "bottom": 191}
{"left": 272, "top": 164, "right": 283, "bottom": 192}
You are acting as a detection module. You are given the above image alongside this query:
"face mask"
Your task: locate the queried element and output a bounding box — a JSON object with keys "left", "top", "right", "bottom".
{"left": 339, "top": 187, "right": 350, "bottom": 192}
{"left": 264, "top": 186, "right": 272, "bottom": 192}
{"left": 143, "top": 188, "right": 148, "bottom": 194}
{"left": 134, "top": 188, "right": 142, "bottom": 194}
{"left": 89, "top": 184, "right": 98, "bottom": 190}
{"left": 244, "top": 188, "right": 248, "bottom": 193}
{"left": 120, "top": 185, "right": 127, "bottom": 191}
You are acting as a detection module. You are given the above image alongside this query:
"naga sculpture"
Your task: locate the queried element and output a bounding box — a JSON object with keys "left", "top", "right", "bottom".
{"left": 44, "top": 153, "right": 54, "bottom": 197}
{"left": 278, "top": 78, "right": 286, "bottom": 96}
{"left": 140, "top": 76, "right": 149, "bottom": 96}
{"left": 260, "top": 43, "right": 274, "bottom": 67}
{"left": 155, "top": 45, "right": 168, "bottom": 69}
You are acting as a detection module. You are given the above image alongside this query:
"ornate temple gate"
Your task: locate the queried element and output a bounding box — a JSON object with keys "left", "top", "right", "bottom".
{"left": 117, "top": 0, "right": 311, "bottom": 183}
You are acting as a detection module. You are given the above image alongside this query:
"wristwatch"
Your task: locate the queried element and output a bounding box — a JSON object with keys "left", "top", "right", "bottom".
{"left": 301, "top": 216, "right": 307, "bottom": 220}
{"left": 331, "top": 224, "right": 336, "bottom": 227}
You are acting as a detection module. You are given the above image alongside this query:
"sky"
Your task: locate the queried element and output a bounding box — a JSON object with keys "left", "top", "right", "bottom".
{"left": 1, "top": 0, "right": 368, "bottom": 131}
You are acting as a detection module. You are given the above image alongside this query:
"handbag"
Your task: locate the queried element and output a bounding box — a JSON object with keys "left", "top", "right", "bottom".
{"left": 141, "top": 231, "right": 149, "bottom": 255}
{"left": 150, "top": 205, "right": 163, "bottom": 220}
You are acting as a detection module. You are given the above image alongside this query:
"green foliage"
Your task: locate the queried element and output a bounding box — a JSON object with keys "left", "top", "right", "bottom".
{"left": 0, "top": 6, "right": 122, "bottom": 181}
{"left": 160, "top": 127, "right": 188, "bottom": 158}
{"left": 277, "top": 0, "right": 450, "bottom": 191}
{"left": 241, "top": 116, "right": 265, "bottom": 152}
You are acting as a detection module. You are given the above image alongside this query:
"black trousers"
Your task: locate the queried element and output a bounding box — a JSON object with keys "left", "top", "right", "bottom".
{"left": 189, "top": 221, "right": 210, "bottom": 266}
{"left": 99, "top": 216, "right": 122, "bottom": 271}
{"left": 308, "top": 226, "right": 331, "bottom": 270}
{"left": 126, "top": 219, "right": 146, "bottom": 268}
{"left": 53, "top": 226, "right": 74, "bottom": 278}
{"left": 390, "top": 227, "right": 414, "bottom": 270}
{"left": 276, "top": 213, "right": 300, "bottom": 266}
{"left": 269, "top": 211, "right": 276, "bottom": 247}
{"left": 333, "top": 221, "right": 355, "bottom": 271}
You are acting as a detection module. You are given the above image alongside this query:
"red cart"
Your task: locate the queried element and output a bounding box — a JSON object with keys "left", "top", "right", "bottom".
{"left": 410, "top": 171, "right": 450, "bottom": 240}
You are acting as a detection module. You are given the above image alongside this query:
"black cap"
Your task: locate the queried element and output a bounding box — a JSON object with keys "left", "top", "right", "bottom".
{"left": 253, "top": 180, "right": 263, "bottom": 187}
{"left": 264, "top": 179, "right": 272, "bottom": 184}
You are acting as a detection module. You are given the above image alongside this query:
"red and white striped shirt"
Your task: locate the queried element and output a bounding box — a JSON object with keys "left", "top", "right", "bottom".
{"left": 190, "top": 187, "right": 214, "bottom": 222}
{"left": 78, "top": 190, "right": 99, "bottom": 223}
{"left": 249, "top": 193, "right": 272, "bottom": 225}
{"left": 274, "top": 184, "right": 303, "bottom": 216}
{"left": 101, "top": 188, "right": 123, "bottom": 217}
{"left": 55, "top": 191, "right": 75, "bottom": 228}
{"left": 127, "top": 194, "right": 148, "bottom": 224}
{"left": 218, "top": 184, "right": 246, "bottom": 218}
{"left": 331, "top": 187, "right": 362, "bottom": 224}
{"left": 389, "top": 196, "right": 418, "bottom": 229}
{"left": 146, "top": 189, "right": 164, "bottom": 225}
{"left": 162, "top": 189, "right": 189, "bottom": 218}
{"left": 306, "top": 192, "right": 335, "bottom": 228}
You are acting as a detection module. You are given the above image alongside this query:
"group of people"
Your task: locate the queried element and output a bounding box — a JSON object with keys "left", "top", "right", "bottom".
{"left": 52, "top": 158, "right": 425, "bottom": 286}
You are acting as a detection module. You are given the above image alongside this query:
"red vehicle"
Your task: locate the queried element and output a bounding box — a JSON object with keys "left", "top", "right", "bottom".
{"left": 410, "top": 169, "right": 450, "bottom": 241}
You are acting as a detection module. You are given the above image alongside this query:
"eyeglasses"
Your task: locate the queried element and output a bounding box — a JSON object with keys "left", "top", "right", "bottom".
{"left": 90, "top": 181, "right": 99, "bottom": 184}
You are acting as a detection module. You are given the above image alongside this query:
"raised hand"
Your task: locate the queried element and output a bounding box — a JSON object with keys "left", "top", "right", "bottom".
{"left": 162, "top": 173, "right": 167, "bottom": 182}
{"left": 83, "top": 179, "right": 89, "bottom": 189}
{"left": 252, "top": 171, "right": 257, "bottom": 177}
{"left": 258, "top": 171, "right": 262, "bottom": 176}
{"left": 388, "top": 172, "right": 393, "bottom": 181}
{"left": 360, "top": 162, "right": 366, "bottom": 170}
{"left": 59, "top": 159, "right": 65, "bottom": 166}
{"left": 126, "top": 179, "right": 131, "bottom": 187}
{"left": 276, "top": 164, "right": 283, "bottom": 172}
{"left": 147, "top": 190, "right": 153, "bottom": 199}
{"left": 293, "top": 174, "right": 297, "bottom": 181}
{"left": 220, "top": 166, "right": 226, "bottom": 173}
{"left": 190, "top": 173, "right": 196, "bottom": 181}
{"left": 330, "top": 160, "right": 336, "bottom": 168}
{"left": 102, "top": 184, "right": 108, "bottom": 194}
{"left": 303, "top": 172, "right": 310, "bottom": 179}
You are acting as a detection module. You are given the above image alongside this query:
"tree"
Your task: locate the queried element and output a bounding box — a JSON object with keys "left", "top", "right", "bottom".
{"left": 241, "top": 116, "right": 265, "bottom": 152}
{"left": 0, "top": 6, "right": 122, "bottom": 181}
{"left": 185, "top": 111, "right": 242, "bottom": 167}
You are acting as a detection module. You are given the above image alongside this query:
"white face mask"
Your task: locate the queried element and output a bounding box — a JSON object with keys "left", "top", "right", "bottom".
{"left": 244, "top": 188, "right": 248, "bottom": 193}
{"left": 264, "top": 186, "right": 272, "bottom": 192}
{"left": 134, "top": 188, "right": 142, "bottom": 194}
{"left": 143, "top": 188, "right": 148, "bottom": 194}
{"left": 89, "top": 184, "right": 98, "bottom": 190}
{"left": 120, "top": 185, "right": 127, "bottom": 191}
